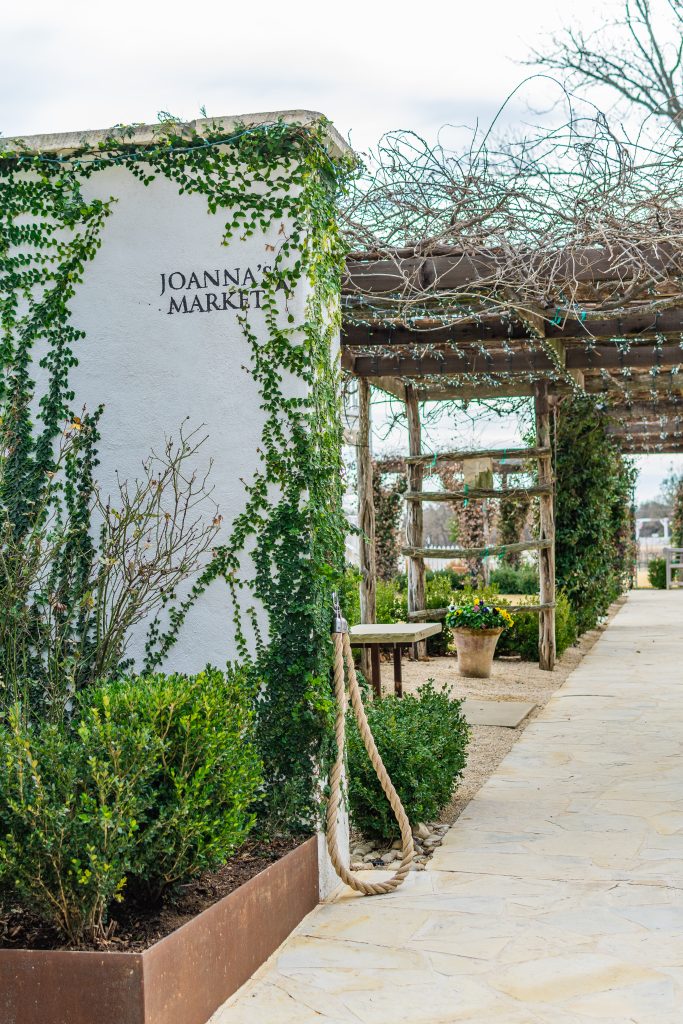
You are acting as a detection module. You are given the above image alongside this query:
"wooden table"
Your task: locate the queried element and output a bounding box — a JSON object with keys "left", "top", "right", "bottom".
{"left": 349, "top": 622, "right": 442, "bottom": 698}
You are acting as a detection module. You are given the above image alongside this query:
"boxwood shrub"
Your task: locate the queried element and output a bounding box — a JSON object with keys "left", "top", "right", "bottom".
{"left": 497, "top": 590, "right": 578, "bottom": 660}
{"left": 489, "top": 564, "right": 540, "bottom": 595}
{"left": 647, "top": 557, "right": 667, "bottom": 589}
{"left": 0, "top": 667, "right": 262, "bottom": 946}
{"left": 92, "top": 667, "right": 263, "bottom": 895}
{"left": 346, "top": 681, "right": 469, "bottom": 839}
{"left": 0, "top": 702, "right": 149, "bottom": 946}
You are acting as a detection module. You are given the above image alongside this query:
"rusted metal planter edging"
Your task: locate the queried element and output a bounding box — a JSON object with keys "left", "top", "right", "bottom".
{"left": 0, "top": 836, "right": 319, "bottom": 1024}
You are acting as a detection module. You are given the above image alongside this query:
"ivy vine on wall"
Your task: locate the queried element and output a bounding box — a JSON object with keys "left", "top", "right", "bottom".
{"left": 0, "top": 118, "right": 356, "bottom": 830}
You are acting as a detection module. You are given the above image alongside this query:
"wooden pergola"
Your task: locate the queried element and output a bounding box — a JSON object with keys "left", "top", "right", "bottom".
{"left": 342, "top": 246, "right": 683, "bottom": 671}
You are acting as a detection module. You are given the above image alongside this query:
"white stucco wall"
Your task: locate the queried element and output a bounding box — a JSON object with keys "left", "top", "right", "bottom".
{"left": 11, "top": 115, "right": 352, "bottom": 884}
{"left": 50, "top": 164, "right": 311, "bottom": 672}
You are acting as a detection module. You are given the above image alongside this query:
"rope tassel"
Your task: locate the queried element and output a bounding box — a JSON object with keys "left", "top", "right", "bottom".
{"left": 326, "top": 625, "right": 414, "bottom": 895}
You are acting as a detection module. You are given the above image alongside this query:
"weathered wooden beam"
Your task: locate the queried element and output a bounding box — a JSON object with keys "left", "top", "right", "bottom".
{"left": 343, "top": 309, "right": 683, "bottom": 345}
{"left": 376, "top": 455, "right": 536, "bottom": 474}
{"left": 583, "top": 374, "right": 683, "bottom": 395}
{"left": 367, "top": 377, "right": 551, "bottom": 401}
{"left": 342, "top": 321, "right": 532, "bottom": 348}
{"left": 346, "top": 348, "right": 554, "bottom": 375}
{"left": 567, "top": 342, "right": 683, "bottom": 370}
{"left": 621, "top": 443, "right": 683, "bottom": 454}
{"left": 411, "top": 382, "right": 543, "bottom": 400}
{"left": 405, "top": 445, "right": 550, "bottom": 465}
{"left": 534, "top": 382, "right": 556, "bottom": 672}
{"left": 614, "top": 436, "right": 683, "bottom": 449}
{"left": 607, "top": 422, "right": 683, "bottom": 436}
{"left": 526, "top": 316, "right": 584, "bottom": 393}
{"left": 608, "top": 421, "right": 683, "bottom": 433}
{"left": 615, "top": 431, "right": 683, "bottom": 440}
{"left": 402, "top": 539, "right": 552, "bottom": 559}
{"left": 343, "top": 248, "right": 683, "bottom": 294}
{"left": 405, "top": 485, "right": 552, "bottom": 502}
{"left": 605, "top": 401, "right": 683, "bottom": 419}
{"left": 343, "top": 341, "right": 683, "bottom": 375}
{"left": 370, "top": 376, "right": 407, "bottom": 401}
{"left": 405, "top": 384, "right": 427, "bottom": 658}
{"left": 408, "top": 602, "right": 556, "bottom": 621}
{"left": 543, "top": 335, "right": 585, "bottom": 390}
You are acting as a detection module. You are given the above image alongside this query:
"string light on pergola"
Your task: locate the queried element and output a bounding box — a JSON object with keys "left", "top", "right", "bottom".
{"left": 338, "top": 111, "right": 683, "bottom": 431}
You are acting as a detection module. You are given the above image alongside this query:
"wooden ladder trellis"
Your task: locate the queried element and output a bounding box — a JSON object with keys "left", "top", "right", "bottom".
{"left": 402, "top": 381, "right": 557, "bottom": 670}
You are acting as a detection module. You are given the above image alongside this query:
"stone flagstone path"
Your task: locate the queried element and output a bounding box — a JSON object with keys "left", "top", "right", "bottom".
{"left": 212, "top": 592, "right": 683, "bottom": 1023}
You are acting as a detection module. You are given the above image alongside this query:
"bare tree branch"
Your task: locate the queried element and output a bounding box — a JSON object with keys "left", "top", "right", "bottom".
{"left": 531, "top": 0, "right": 683, "bottom": 131}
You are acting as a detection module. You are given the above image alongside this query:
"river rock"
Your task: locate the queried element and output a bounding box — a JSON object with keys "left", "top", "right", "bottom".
{"left": 352, "top": 841, "right": 375, "bottom": 857}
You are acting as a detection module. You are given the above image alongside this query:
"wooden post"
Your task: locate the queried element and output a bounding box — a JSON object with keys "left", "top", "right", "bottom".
{"left": 357, "top": 379, "right": 376, "bottom": 680}
{"left": 405, "top": 384, "right": 427, "bottom": 659}
{"left": 534, "top": 381, "right": 556, "bottom": 671}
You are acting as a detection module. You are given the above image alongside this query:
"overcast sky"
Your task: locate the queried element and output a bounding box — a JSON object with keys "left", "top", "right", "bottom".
{"left": 2, "top": 0, "right": 630, "bottom": 150}
{"left": 3, "top": 0, "right": 681, "bottom": 501}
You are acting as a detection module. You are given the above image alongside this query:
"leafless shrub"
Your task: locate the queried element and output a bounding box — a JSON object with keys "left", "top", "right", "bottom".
{"left": 0, "top": 420, "right": 220, "bottom": 717}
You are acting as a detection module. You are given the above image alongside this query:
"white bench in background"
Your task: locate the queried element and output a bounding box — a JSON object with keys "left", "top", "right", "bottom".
{"left": 664, "top": 547, "right": 683, "bottom": 589}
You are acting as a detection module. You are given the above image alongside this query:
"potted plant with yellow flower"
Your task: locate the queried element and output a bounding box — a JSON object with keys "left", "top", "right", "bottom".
{"left": 445, "top": 595, "right": 514, "bottom": 678}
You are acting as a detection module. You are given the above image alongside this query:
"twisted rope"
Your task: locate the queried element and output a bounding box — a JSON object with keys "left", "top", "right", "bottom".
{"left": 326, "top": 630, "right": 414, "bottom": 895}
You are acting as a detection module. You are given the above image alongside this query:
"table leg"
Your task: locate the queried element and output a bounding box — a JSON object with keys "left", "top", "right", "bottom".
{"left": 370, "top": 645, "right": 382, "bottom": 698}
{"left": 393, "top": 645, "right": 403, "bottom": 698}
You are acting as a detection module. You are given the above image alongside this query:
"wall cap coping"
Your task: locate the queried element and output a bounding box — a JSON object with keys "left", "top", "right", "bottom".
{"left": 3, "top": 109, "right": 354, "bottom": 162}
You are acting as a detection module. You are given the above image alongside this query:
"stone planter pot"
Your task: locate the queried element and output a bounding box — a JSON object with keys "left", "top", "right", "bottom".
{"left": 0, "top": 837, "right": 318, "bottom": 1024}
{"left": 454, "top": 627, "right": 503, "bottom": 678}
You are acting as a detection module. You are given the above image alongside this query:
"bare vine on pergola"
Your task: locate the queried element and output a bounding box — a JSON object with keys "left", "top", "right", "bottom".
{"left": 340, "top": 110, "right": 683, "bottom": 331}
{"left": 342, "top": 102, "right": 683, "bottom": 674}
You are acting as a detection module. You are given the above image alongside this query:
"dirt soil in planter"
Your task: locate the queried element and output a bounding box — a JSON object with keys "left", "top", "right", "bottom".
{"left": 0, "top": 835, "right": 302, "bottom": 953}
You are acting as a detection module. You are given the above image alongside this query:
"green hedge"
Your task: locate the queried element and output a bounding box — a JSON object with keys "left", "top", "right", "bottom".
{"left": 0, "top": 668, "right": 262, "bottom": 946}
{"left": 489, "top": 564, "right": 539, "bottom": 595}
{"left": 346, "top": 682, "right": 469, "bottom": 839}
{"left": 648, "top": 558, "right": 667, "bottom": 589}
{"left": 497, "top": 591, "right": 578, "bottom": 660}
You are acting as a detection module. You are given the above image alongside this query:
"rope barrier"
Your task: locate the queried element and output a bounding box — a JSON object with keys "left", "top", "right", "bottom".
{"left": 326, "top": 596, "right": 414, "bottom": 895}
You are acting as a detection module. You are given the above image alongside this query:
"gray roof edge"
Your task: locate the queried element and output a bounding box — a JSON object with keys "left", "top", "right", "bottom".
{"left": 3, "top": 109, "right": 354, "bottom": 162}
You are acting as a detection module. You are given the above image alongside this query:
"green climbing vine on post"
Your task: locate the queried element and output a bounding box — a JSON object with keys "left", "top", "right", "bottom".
{"left": 555, "top": 397, "right": 637, "bottom": 633}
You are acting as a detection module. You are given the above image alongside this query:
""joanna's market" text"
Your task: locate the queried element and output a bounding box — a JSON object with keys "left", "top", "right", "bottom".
{"left": 160, "top": 265, "right": 273, "bottom": 314}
